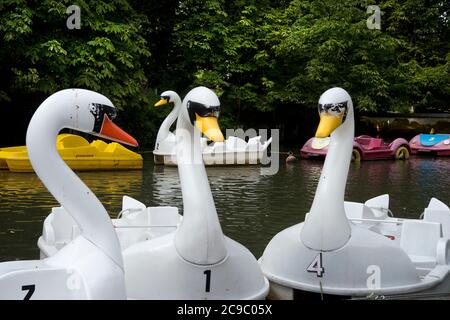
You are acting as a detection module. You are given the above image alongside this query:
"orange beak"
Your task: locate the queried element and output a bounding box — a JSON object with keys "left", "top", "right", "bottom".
{"left": 99, "top": 115, "right": 138, "bottom": 147}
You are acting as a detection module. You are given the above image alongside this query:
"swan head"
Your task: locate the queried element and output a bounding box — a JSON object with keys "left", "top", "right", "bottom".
{"left": 60, "top": 89, "right": 138, "bottom": 147}
{"left": 315, "top": 87, "right": 352, "bottom": 138}
{"left": 182, "top": 86, "right": 224, "bottom": 142}
{"left": 154, "top": 90, "right": 179, "bottom": 107}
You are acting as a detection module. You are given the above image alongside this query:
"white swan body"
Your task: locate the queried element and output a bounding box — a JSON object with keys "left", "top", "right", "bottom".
{"left": 153, "top": 91, "right": 271, "bottom": 166}
{"left": 260, "top": 88, "right": 450, "bottom": 300}
{"left": 123, "top": 86, "right": 269, "bottom": 299}
{"left": 0, "top": 89, "right": 139, "bottom": 299}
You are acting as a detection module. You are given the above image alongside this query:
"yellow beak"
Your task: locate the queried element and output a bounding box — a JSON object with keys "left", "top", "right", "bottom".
{"left": 154, "top": 98, "right": 169, "bottom": 107}
{"left": 195, "top": 114, "right": 224, "bottom": 142}
{"left": 315, "top": 114, "right": 344, "bottom": 138}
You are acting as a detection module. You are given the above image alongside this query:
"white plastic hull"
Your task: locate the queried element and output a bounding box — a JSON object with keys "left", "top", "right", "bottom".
{"left": 265, "top": 275, "right": 450, "bottom": 300}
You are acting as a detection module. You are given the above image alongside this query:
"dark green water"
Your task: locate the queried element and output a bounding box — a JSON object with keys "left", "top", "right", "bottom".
{"left": 0, "top": 154, "right": 449, "bottom": 262}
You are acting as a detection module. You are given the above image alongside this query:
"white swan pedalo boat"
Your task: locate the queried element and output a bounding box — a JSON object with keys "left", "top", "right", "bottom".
{"left": 153, "top": 91, "right": 271, "bottom": 166}
{"left": 0, "top": 89, "right": 140, "bottom": 299}
{"left": 259, "top": 87, "right": 450, "bottom": 300}
{"left": 38, "top": 86, "right": 269, "bottom": 299}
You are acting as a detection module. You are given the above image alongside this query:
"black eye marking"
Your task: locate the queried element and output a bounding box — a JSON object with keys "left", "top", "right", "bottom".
{"left": 187, "top": 101, "right": 221, "bottom": 125}
{"left": 331, "top": 105, "right": 341, "bottom": 112}
{"left": 90, "top": 103, "right": 117, "bottom": 133}
{"left": 318, "top": 101, "right": 348, "bottom": 114}
{"left": 89, "top": 104, "right": 100, "bottom": 120}
{"left": 161, "top": 95, "right": 170, "bottom": 102}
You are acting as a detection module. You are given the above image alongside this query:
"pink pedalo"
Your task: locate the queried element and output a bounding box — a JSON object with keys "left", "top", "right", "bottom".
{"left": 409, "top": 133, "right": 450, "bottom": 156}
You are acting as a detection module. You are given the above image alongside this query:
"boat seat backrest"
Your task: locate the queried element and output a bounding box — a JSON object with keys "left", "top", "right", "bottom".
{"left": 344, "top": 202, "right": 385, "bottom": 221}
{"left": 355, "top": 137, "right": 371, "bottom": 146}
{"left": 424, "top": 209, "right": 450, "bottom": 238}
{"left": 365, "top": 194, "right": 389, "bottom": 219}
{"left": 400, "top": 220, "right": 442, "bottom": 259}
{"left": 212, "top": 142, "right": 226, "bottom": 152}
{"left": 436, "top": 238, "right": 450, "bottom": 265}
{"left": 367, "top": 139, "right": 383, "bottom": 149}
{"left": 247, "top": 136, "right": 261, "bottom": 145}
{"left": 344, "top": 202, "right": 364, "bottom": 220}
{"left": 51, "top": 207, "right": 77, "bottom": 243}
{"left": 355, "top": 137, "right": 383, "bottom": 149}
{"left": 246, "top": 136, "right": 262, "bottom": 151}
{"left": 148, "top": 206, "right": 180, "bottom": 238}
{"left": 226, "top": 136, "right": 247, "bottom": 151}
{"left": 149, "top": 206, "right": 180, "bottom": 226}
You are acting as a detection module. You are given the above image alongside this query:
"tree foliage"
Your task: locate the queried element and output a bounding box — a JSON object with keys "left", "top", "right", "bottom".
{"left": 0, "top": 0, "right": 448, "bottom": 147}
{"left": 166, "top": 0, "right": 449, "bottom": 115}
{"left": 0, "top": 0, "right": 155, "bottom": 145}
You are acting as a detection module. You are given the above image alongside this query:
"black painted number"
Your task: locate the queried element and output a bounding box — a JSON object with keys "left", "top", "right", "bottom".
{"left": 22, "top": 284, "right": 35, "bottom": 300}
{"left": 203, "top": 270, "right": 211, "bottom": 292}
{"left": 307, "top": 253, "right": 325, "bottom": 277}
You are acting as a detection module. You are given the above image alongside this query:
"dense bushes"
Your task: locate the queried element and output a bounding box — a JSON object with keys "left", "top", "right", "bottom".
{"left": 0, "top": 0, "right": 448, "bottom": 147}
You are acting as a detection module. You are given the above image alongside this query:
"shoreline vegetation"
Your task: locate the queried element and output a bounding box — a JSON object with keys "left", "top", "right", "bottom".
{"left": 0, "top": 0, "right": 449, "bottom": 148}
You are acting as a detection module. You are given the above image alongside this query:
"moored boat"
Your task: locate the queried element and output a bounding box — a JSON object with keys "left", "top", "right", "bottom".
{"left": 409, "top": 133, "right": 450, "bottom": 156}
{"left": 0, "top": 134, "right": 142, "bottom": 172}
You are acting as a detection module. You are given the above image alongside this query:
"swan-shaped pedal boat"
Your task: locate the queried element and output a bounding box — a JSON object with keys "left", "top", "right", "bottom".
{"left": 0, "top": 133, "right": 142, "bottom": 172}
{"left": 259, "top": 87, "right": 450, "bottom": 300}
{"left": 0, "top": 89, "right": 139, "bottom": 299}
{"left": 38, "top": 86, "right": 269, "bottom": 299}
{"left": 121, "top": 86, "right": 269, "bottom": 299}
{"left": 153, "top": 91, "right": 272, "bottom": 166}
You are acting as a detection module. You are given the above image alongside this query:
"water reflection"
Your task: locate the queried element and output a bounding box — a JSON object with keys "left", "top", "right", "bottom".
{"left": 1, "top": 154, "right": 449, "bottom": 261}
{"left": 0, "top": 169, "right": 143, "bottom": 261}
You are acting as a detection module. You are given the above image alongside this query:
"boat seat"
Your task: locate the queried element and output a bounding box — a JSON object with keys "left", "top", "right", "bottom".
{"left": 226, "top": 136, "right": 247, "bottom": 151}
{"left": 345, "top": 202, "right": 385, "bottom": 221}
{"left": 247, "top": 136, "right": 262, "bottom": 149}
{"left": 424, "top": 209, "right": 450, "bottom": 238}
{"left": 42, "top": 207, "right": 80, "bottom": 248}
{"left": 354, "top": 137, "right": 383, "bottom": 150}
{"left": 365, "top": 194, "right": 389, "bottom": 219}
{"left": 437, "top": 238, "right": 450, "bottom": 265}
{"left": 211, "top": 141, "right": 226, "bottom": 152}
{"left": 367, "top": 139, "right": 383, "bottom": 150}
{"left": 355, "top": 138, "right": 370, "bottom": 146}
{"left": 148, "top": 206, "right": 180, "bottom": 238}
{"left": 400, "top": 220, "right": 443, "bottom": 268}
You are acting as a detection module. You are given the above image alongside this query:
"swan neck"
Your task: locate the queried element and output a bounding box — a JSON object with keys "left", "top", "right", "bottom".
{"left": 26, "top": 100, "right": 123, "bottom": 268}
{"left": 300, "top": 110, "right": 354, "bottom": 251}
{"left": 174, "top": 112, "right": 227, "bottom": 265}
{"left": 155, "top": 95, "right": 182, "bottom": 146}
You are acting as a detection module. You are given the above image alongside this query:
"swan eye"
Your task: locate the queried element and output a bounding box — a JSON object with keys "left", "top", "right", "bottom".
{"left": 89, "top": 104, "right": 98, "bottom": 113}
{"left": 161, "top": 95, "right": 170, "bottom": 103}
{"left": 318, "top": 101, "right": 348, "bottom": 117}
{"left": 90, "top": 103, "right": 117, "bottom": 132}
{"left": 187, "top": 101, "right": 220, "bottom": 124}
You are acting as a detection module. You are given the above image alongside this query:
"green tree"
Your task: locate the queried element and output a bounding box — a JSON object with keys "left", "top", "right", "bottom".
{"left": 383, "top": 0, "right": 450, "bottom": 111}
{"left": 0, "top": 0, "right": 153, "bottom": 145}
{"left": 264, "top": 0, "right": 449, "bottom": 113}
{"left": 1, "top": 0, "right": 448, "bottom": 147}
{"left": 164, "top": 0, "right": 286, "bottom": 127}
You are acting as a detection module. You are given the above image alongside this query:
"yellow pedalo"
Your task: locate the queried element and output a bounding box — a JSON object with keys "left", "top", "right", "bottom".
{"left": 0, "top": 134, "right": 142, "bottom": 172}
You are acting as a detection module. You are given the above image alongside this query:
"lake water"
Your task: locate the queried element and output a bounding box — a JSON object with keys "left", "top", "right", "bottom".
{"left": 0, "top": 154, "right": 449, "bottom": 262}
